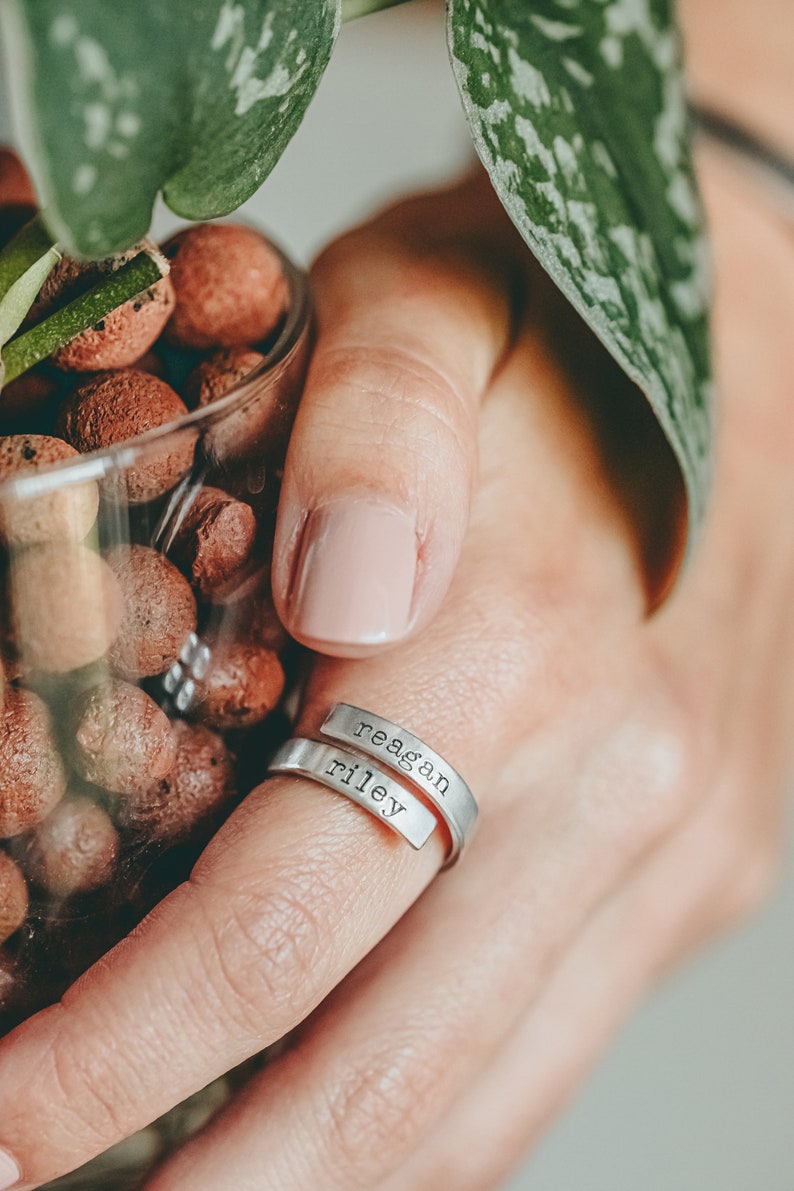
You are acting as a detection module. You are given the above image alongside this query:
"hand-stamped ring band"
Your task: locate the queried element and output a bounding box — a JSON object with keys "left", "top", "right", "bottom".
{"left": 267, "top": 738, "right": 439, "bottom": 850}
{"left": 266, "top": 704, "right": 478, "bottom": 866}
{"left": 318, "top": 705, "right": 478, "bottom": 864}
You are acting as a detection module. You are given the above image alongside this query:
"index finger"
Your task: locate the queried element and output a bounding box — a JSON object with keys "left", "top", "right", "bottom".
{"left": 0, "top": 758, "right": 446, "bottom": 1188}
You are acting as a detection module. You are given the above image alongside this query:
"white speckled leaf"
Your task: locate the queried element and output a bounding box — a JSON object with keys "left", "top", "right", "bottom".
{"left": 2, "top": 0, "right": 340, "bottom": 257}
{"left": 447, "top": 0, "right": 712, "bottom": 545}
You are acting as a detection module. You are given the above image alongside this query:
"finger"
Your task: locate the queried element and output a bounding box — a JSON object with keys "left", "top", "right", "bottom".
{"left": 0, "top": 774, "right": 447, "bottom": 1189}
{"left": 272, "top": 175, "right": 520, "bottom": 658}
{"left": 139, "top": 797, "right": 630, "bottom": 1191}
{"left": 140, "top": 654, "right": 695, "bottom": 1190}
{"left": 141, "top": 673, "right": 701, "bottom": 1191}
{"left": 372, "top": 751, "right": 780, "bottom": 1191}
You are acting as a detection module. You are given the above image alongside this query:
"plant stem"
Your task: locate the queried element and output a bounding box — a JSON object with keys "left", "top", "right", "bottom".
{"left": 1, "top": 248, "right": 168, "bottom": 385}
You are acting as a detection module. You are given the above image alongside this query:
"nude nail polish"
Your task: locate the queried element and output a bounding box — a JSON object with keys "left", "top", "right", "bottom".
{"left": 289, "top": 497, "right": 417, "bottom": 647}
{"left": 0, "top": 1148, "right": 20, "bottom": 1189}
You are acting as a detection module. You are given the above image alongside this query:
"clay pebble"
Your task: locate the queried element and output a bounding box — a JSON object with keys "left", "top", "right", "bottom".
{"left": 0, "top": 369, "right": 65, "bottom": 438}
{"left": 29, "top": 243, "right": 175, "bottom": 372}
{"left": 0, "top": 148, "right": 36, "bottom": 209}
{"left": 119, "top": 720, "right": 236, "bottom": 843}
{"left": 204, "top": 564, "right": 289, "bottom": 649}
{"left": 0, "top": 434, "right": 99, "bottom": 546}
{"left": 10, "top": 543, "right": 124, "bottom": 674}
{"left": 164, "top": 224, "right": 288, "bottom": 350}
{"left": 185, "top": 345, "right": 296, "bottom": 469}
{"left": 25, "top": 797, "right": 119, "bottom": 898}
{"left": 72, "top": 679, "right": 177, "bottom": 796}
{"left": 0, "top": 149, "right": 36, "bottom": 248}
{"left": 0, "top": 852, "right": 29, "bottom": 943}
{"left": 183, "top": 347, "right": 265, "bottom": 410}
{"left": 55, "top": 369, "right": 196, "bottom": 503}
{"left": 169, "top": 486, "right": 258, "bottom": 598}
{"left": 105, "top": 545, "right": 198, "bottom": 678}
{"left": 0, "top": 688, "right": 66, "bottom": 838}
{"left": 194, "top": 641, "right": 285, "bottom": 730}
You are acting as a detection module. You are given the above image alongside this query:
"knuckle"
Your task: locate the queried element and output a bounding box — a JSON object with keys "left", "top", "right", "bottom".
{"left": 313, "top": 342, "right": 476, "bottom": 471}
{"left": 580, "top": 672, "right": 707, "bottom": 858}
{"left": 197, "top": 867, "right": 328, "bottom": 1031}
{"left": 633, "top": 665, "right": 720, "bottom": 842}
{"left": 319, "top": 1037, "right": 438, "bottom": 1186}
{"left": 47, "top": 1022, "right": 141, "bottom": 1151}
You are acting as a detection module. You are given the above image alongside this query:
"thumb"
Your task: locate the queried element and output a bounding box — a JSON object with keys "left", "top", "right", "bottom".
{"left": 272, "top": 178, "right": 520, "bottom": 657}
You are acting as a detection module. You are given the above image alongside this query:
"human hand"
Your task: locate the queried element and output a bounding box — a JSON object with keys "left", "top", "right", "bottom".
{"left": 0, "top": 153, "right": 791, "bottom": 1191}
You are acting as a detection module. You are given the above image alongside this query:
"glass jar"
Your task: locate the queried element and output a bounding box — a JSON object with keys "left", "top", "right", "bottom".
{"left": 0, "top": 234, "right": 310, "bottom": 1188}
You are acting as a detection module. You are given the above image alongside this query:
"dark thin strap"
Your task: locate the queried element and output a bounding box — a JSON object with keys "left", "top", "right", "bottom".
{"left": 690, "top": 103, "right": 794, "bottom": 193}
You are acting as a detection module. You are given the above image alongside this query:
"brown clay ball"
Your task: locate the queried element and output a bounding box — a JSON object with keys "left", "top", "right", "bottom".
{"left": 105, "top": 545, "right": 198, "bottom": 678}
{"left": 184, "top": 345, "right": 296, "bottom": 469}
{"left": 72, "top": 679, "right": 177, "bottom": 795}
{"left": 55, "top": 369, "right": 196, "bottom": 503}
{"left": 10, "top": 543, "right": 124, "bottom": 674}
{"left": 29, "top": 243, "right": 175, "bottom": 372}
{"left": 0, "top": 687, "right": 66, "bottom": 838}
{"left": 25, "top": 797, "right": 119, "bottom": 898}
{"left": 0, "top": 148, "right": 36, "bottom": 209}
{"left": 169, "top": 486, "right": 258, "bottom": 598}
{"left": 194, "top": 642, "right": 284, "bottom": 730}
{"left": 0, "top": 148, "right": 37, "bottom": 246}
{"left": 120, "top": 720, "right": 235, "bottom": 842}
{"left": 204, "top": 564, "right": 288, "bottom": 648}
{"left": 183, "top": 347, "right": 265, "bottom": 409}
{"left": 0, "top": 434, "right": 99, "bottom": 546}
{"left": 0, "top": 852, "right": 29, "bottom": 943}
{"left": 164, "top": 224, "right": 288, "bottom": 350}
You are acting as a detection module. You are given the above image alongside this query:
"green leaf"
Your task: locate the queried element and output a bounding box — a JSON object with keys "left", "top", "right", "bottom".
{"left": 447, "top": 0, "right": 712, "bottom": 549}
{"left": 0, "top": 216, "right": 60, "bottom": 346}
{"left": 2, "top": 0, "right": 341, "bottom": 258}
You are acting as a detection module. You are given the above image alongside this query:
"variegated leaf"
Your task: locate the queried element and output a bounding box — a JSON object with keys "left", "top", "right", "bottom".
{"left": 447, "top": 0, "right": 712, "bottom": 546}
{"left": 2, "top": 0, "right": 340, "bottom": 257}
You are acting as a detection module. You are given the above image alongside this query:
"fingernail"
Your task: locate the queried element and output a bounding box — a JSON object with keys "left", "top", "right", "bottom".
{"left": 289, "top": 498, "right": 417, "bottom": 646}
{"left": 0, "top": 1148, "right": 19, "bottom": 1189}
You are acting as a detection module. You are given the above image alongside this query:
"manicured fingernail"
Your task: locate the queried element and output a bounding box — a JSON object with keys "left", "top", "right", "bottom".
{"left": 289, "top": 497, "right": 417, "bottom": 646}
{"left": 0, "top": 1148, "right": 19, "bottom": 1189}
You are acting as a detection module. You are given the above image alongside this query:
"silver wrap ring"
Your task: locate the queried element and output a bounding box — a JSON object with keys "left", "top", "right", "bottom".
{"left": 266, "top": 704, "right": 478, "bottom": 867}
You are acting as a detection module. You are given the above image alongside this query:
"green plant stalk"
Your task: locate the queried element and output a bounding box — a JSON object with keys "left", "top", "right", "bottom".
{"left": 1, "top": 249, "right": 168, "bottom": 386}
{"left": 0, "top": 246, "right": 60, "bottom": 343}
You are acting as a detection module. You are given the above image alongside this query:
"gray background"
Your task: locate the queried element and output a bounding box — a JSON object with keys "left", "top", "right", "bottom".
{"left": 2, "top": 3, "right": 793, "bottom": 1188}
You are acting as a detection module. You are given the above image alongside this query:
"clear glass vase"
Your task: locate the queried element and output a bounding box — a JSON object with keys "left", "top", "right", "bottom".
{"left": 0, "top": 233, "right": 310, "bottom": 1188}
